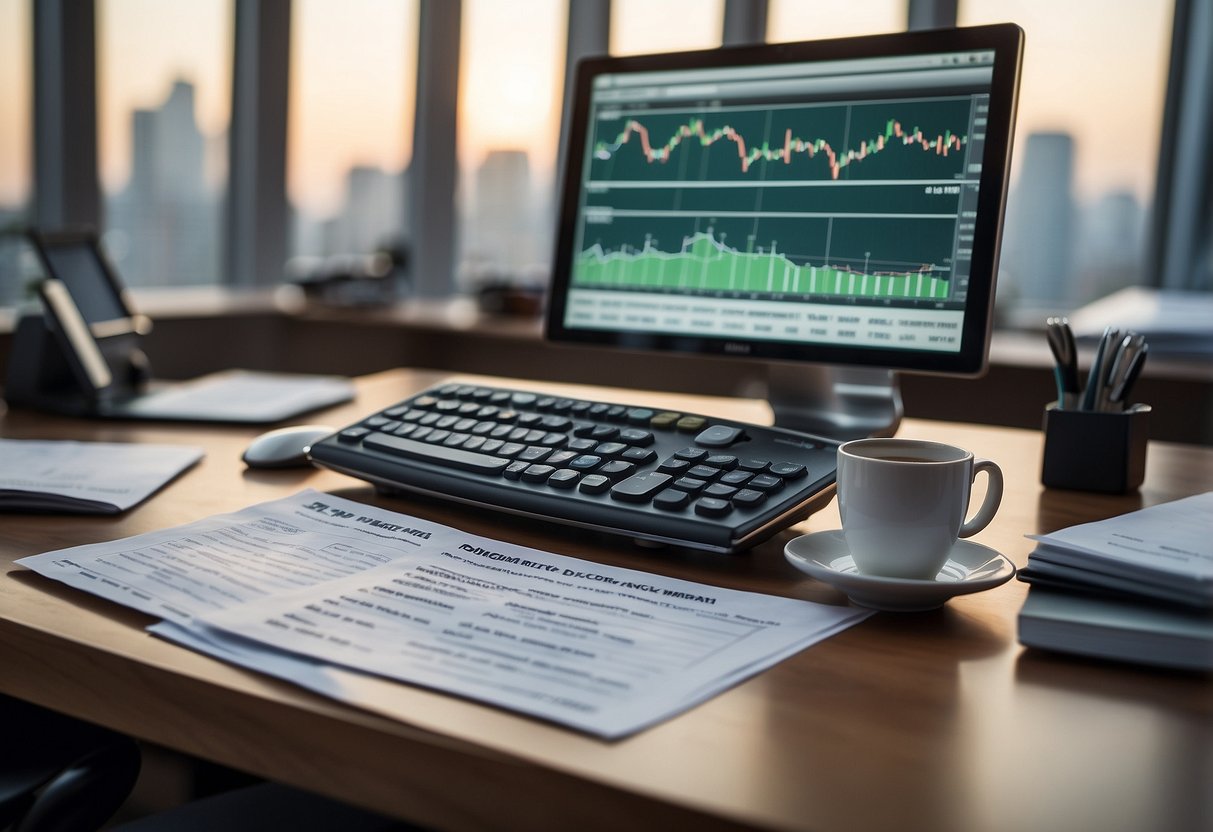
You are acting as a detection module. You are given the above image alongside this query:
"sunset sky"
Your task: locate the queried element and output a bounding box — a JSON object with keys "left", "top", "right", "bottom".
{"left": 0, "top": 0, "right": 1175, "bottom": 217}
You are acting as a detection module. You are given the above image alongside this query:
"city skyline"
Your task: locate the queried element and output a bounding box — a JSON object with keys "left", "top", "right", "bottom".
{"left": 2, "top": 69, "right": 1149, "bottom": 314}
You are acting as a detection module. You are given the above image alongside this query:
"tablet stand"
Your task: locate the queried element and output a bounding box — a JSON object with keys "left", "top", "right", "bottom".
{"left": 4, "top": 312, "right": 148, "bottom": 416}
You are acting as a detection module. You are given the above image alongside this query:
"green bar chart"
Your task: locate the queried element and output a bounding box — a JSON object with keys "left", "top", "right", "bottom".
{"left": 575, "top": 231, "right": 949, "bottom": 299}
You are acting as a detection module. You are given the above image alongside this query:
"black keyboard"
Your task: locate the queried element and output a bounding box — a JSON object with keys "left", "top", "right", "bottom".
{"left": 308, "top": 383, "right": 839, "bottom": 554}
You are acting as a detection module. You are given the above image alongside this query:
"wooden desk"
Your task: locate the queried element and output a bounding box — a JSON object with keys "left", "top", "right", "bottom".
{"left": 2, "top": 370, "right": 1210, "bottom": 832}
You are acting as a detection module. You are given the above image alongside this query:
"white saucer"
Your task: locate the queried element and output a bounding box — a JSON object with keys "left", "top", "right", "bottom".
{"left": 784, "top": 530, "right": 1016, "bottom": 612}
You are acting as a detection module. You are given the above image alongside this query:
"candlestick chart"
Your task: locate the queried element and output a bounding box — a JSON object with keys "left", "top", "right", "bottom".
{"left": 573, "top": 95, "right": 982, "bottom": 306}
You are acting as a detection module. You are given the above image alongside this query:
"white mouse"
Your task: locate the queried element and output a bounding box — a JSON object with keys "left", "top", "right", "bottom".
{"left": 242, "top": 424, "right": 334, "bottom": 469}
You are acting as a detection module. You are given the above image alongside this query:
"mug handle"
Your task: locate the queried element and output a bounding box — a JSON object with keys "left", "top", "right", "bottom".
{"left": 959, "top": 458, "right": 1003, "bottom": 538}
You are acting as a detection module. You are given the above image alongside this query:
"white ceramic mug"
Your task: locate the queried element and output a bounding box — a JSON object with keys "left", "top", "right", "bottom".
{"left": 836, "top": 438, "right": 1003, "bottom": 579}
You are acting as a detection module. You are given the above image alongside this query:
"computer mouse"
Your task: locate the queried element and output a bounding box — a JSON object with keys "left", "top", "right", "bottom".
{"left": 242, "top": 424, "right": 334, "bottom": 469}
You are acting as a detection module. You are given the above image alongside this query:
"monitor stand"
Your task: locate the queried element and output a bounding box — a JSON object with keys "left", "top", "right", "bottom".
{"left": 766, "top": 363, "right": 903, "bottom": 442}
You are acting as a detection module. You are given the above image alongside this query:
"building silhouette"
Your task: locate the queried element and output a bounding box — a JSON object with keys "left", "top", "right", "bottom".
{"left": 1001, "top": 131, "right": 1077, "bottom": 306}
{"left": 105, "top": 79, "right": 221, "bottom": 288}
{"left": 462, "top": 149, "right": 543, "bottom": 283}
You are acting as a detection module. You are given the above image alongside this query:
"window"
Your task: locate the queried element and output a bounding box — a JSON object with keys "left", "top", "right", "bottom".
{"left": 767, "top": 0, "right": 904, "bottom": 42}
{"left": 959, "top": 0, "right": 1175, "bottom": 321}
{"left": 457, "top": 0, "right": 566, "bottom": 290}
{"left": 96, "top": 0, "right": 233, "bottom": 289}
{"left": 610, "top": 0, "right": 723, "bottom": 56}
{"left": 287, "top": 0, "right": 419, "bottom": 268}
{"left": 0, "top": 0, "right": 31, "bottom": 308}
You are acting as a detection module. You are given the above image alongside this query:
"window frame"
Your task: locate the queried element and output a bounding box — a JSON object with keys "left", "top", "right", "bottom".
{"left": 26, "top": 0, "right": 1210, "bottom": 301}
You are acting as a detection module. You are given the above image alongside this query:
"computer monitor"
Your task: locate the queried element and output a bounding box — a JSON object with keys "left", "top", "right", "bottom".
{"left": 546, "top": 24, "right": 1023, "bottom": 439}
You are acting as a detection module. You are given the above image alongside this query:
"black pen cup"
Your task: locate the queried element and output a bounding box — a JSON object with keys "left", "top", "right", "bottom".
{"left": 1041, "top": 403, "right": 1150, "bottom": 493}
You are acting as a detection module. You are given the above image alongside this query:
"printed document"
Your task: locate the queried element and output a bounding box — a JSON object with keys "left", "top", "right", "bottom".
{"left": 18, "top": 490, "right": 868, "bottom": 737}
{"left": 1028, "top": 492, "right": 1213, "bottom": 585}
{"left": 0, "top": 439, "right": 203, "bottom": 513}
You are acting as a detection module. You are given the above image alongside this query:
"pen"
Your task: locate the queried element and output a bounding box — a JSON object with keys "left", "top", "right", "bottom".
{"left": 1100, "top": 332, "right": 1145, "bottom": 412}
{"left": 1045, "top": 317, "right": 1079, "bottom": 409}
{"left": 1080, "top": 326, "right": 1118, "bottom": 412}
{"left": 1108, "top": 343, "right": 1147, "bottom": 410}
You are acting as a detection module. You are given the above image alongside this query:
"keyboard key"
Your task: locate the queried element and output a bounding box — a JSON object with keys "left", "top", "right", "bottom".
{"left": 338, "top": 427, "right": 370, "bottom": 442}
{"left": 521, "top": 464, "right": 556, "bottom": 483}
{"left": 695, "top": 424, "right": 744, "bottom": 447}
{"left": 610, "top": 471, "right": 672, "bottom": 503}
{"left": 653, "top": 489, "right": 691, "bottom": 510}
{"left": 363, "top": 433, "right": 511, "bottom": 474}
{"left": 547, "top": 469, "right": 580, "bottom": 489}
{"left": 570, "top": 454, "right": 603, "bottom": 470}
{"left": 621, "top": 447, "right": 657, "bottom": 465}
{"left": 674, "top": 447, "right": 708, "bottom": 463}
{"left": 705, "top": 454, "right": 738, "bottom": 470}
{"left": 598, "top": 460, "right": 636, "bottom": 479}
{"left": 497, "top": 442, "right": 526, "bottom": 458}
{"left": 769, "top": 462, "right": 808, "bottom": 479}
{"left": 517, "top": 446, "right": 553, "bottom": 463}
{"left": 720, "top": 470, "right": 753, "bottom": 486}
{"left": 676, "top": 415, "right": 707, "bottom": 432}
{"left": 547, "top": 450, "right": 577, "bottom": 466}
{"left": 732, "top": 488, "right": 766, "bottom": 508}
{"left": 694, "top": 497, "right": 733, "bottom": 517}
{"left": 567, "top": 438, "right": 597, "bottom": 451}
{"left": 650, "top": 411, "right": 681, "bottom": 429}
{"left": 687, "top": 464, "right": 721, "bottom": 479}
{"left": 594, "top": 442, "right": 628, "bottom": 457}
{"left": 673, "top": 476, "right": 707, "bottom": 494}
{"left": 657, "top": 458, "right": 690, "bottom": 475}
{"left": 626, "top": 408, "right": 655, "bottom": 425}
{"left": 480, "top": 438, "right": 504, "bottom": 454}
{"left": 748, "top": 474, "right": 784, "bottom": 493}
{"left": 578, "top": 474, "right": 611, "bottom": 495}
{"left": 704, "top": 483, "right": 738, "bottom": 499}
{"left": 618, "top": 428, "right": 654, "bottom": 447}
{"left": 426, "top": 429, "right": 451, "bottom": 444}
{"left": 503, "top": 461, "right": 528, "bottom": 480}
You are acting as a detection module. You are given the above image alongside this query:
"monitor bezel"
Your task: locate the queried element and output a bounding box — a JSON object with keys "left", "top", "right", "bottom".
{"left": 544, "top": 24, "right": 1023, "bottom": 376}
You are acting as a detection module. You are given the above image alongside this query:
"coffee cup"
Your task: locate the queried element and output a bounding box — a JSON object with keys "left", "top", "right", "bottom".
{"left": 836, "top": 438, "right": 1003, "bottom": 579}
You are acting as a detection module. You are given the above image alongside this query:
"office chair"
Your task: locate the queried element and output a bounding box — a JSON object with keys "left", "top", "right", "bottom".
{"left": 0, "top": 694, "right": 141, "bottom": 832}
{"left": 110, "top": 782, "right": 417, "bottom": 831}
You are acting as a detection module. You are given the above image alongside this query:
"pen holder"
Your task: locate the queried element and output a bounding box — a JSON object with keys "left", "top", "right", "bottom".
{"left": 1041, "top": 403, "right": 1150, "bottom": 493}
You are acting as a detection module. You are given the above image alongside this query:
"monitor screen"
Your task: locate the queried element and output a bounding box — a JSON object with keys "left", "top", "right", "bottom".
{"left": 546, "top": 25, "right": 1022, "bottom": 376}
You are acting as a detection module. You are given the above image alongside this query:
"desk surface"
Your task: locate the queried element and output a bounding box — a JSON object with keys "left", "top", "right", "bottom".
{"left": 2, "top": 370, "right": 1211, "bottom": 832}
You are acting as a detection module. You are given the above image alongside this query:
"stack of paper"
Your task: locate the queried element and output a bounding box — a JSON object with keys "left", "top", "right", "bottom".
{"left": 17, "top": 491, "right": 870, "bottom": 738}
{"left": 1017, "top": 492, "right": 1213, "bottom": 671}
{"left": 0, "top": 439, "right": 203, "bottom": 514}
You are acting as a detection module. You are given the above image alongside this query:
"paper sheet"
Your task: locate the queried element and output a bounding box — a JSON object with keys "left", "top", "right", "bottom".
{"left": 19, "top": 490, "right": 870, "bottom": 737}
{"left": 1028, "top": 491, "right": 1213, "bottom": 584}
{"left": 0, "top": 439, "right": 203, "bottom": 513}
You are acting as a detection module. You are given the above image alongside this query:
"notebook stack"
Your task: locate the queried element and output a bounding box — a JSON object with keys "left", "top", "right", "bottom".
{"left": 1017, "top": 492, "right": 1213, "bottom": 672}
